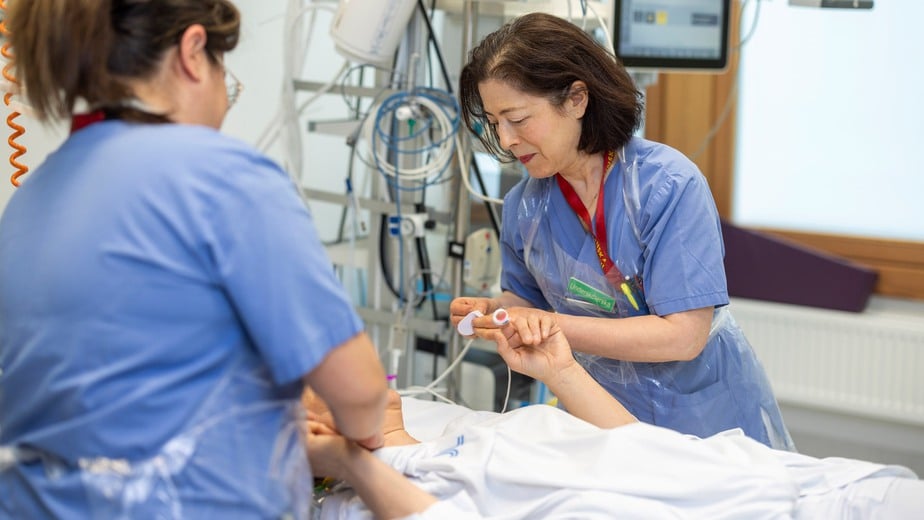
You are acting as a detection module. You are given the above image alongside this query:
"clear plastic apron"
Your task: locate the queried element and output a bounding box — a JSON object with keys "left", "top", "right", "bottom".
{"left": 518, "top": 148, "right": 794, "bottom": 450}
{"left": 0, "top": 365, "right": 314, "bottom": 519}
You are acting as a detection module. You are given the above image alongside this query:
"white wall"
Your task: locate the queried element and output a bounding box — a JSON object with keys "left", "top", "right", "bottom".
{"left": 732, "top": 1, "right": 924, "bottom": 472}
{"left": 734, "top": 1, "right": 924, "bottom": 241}
{"left": 0, "top": 0, "right": 355, "bottom": 242}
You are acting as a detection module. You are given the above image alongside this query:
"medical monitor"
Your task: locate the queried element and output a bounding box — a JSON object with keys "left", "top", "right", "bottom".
{"left": 612, "top": 0, "right": 732, "bottom": 72}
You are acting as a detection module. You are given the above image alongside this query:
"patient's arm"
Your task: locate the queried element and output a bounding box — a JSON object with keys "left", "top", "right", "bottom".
{"left": 477, "top": 309, "right": 638, "bottom": 429}
{"left": 541, "top": 355, "right": 638, "bottom": 429}
{"left": 307, "top": 420, "right": 436, "bottom": 518}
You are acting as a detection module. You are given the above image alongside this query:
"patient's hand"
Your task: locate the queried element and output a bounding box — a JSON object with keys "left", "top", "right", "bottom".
{"left": 465, "top": 306, "right": 558, "bottom": 350}
{"left": 490, "top": 311, "right": 579, "bottom": 384}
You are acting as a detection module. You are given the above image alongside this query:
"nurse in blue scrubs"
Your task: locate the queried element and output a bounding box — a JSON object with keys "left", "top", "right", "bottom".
{"left": 451, "top": 12, "right": 794, "bottom": 450}
{"left": 0, "top": 1, "right": 388, "bottom": 518}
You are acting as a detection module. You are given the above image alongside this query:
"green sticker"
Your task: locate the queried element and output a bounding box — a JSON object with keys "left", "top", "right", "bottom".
{"left": 567, "top": 277, "right": 615, "bottom": 312}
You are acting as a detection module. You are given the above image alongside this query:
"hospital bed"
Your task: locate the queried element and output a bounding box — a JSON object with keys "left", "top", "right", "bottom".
{"left": 313, "top": 396, "right": 923, "bottom": 519}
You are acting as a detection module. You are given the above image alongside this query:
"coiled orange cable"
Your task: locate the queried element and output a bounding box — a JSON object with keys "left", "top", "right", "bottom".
{"left": 1, "top": 0, "right": 29, "bottom": 187}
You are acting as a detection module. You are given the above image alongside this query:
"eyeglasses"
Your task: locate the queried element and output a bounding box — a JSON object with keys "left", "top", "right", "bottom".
{"left": 224, "top": 66, "right": 243, "bottom": 109}
{"left": 210, "top": 51, "right": 243, "bottom": 109}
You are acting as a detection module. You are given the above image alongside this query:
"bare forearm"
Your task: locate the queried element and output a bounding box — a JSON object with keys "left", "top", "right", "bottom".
{"left": 545, "top": 363, "right": 637, "bottom": 428}
{"left": 343, "top": 448, "right": 437, "bottom": 519}
{"left": 554, "top": 307, "right": 713, "bottom": 362}
{"left": 495, "top": 290, "right": 533, "bottom": 310}
{"left": 306, "top": 333, "right": 388, "bottom": 443}
{"left": 328, "top": 397, "right": 388, "bottom": 444}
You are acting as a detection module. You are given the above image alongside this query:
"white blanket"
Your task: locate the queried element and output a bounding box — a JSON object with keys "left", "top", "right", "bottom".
{"left": 318, "top": 399, "right": 919, "bottom": 520}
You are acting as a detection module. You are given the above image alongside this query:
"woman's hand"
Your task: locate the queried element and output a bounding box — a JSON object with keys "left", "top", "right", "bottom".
{"left": 465, "top": 306, "right": 555, "bottom": 350}
{"left": 449, "top": 297, "right": 499, "bottom": 332}
{"left": 306, "top": 420, "right": 356, "bottom": 480}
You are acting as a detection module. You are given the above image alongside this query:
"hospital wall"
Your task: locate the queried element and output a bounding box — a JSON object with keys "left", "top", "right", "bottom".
{"left": 732, "top": 297, "right": 924, "bottom": 477}
{"left": 1, "top": 0, "right": 923, "bottom": 478}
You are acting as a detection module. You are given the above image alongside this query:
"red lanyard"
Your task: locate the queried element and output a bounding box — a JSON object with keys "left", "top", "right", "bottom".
{"left": 556, "top": 151, "right": 642, "bottom": 311}
{"left": 70, "top": 110, "right": 107, "bottom": 133}
{"left": 556, "top": 150, "right": 625, "bottom": 283}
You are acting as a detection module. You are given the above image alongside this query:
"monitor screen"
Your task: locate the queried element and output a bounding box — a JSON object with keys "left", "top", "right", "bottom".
{"left": 612, "top": 0, "right": 732, "bottom": 72}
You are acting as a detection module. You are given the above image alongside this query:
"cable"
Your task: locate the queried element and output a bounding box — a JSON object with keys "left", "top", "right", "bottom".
{"left": 361, "top": 87, "right": 460, "bottom": 189}
{"left": 424, "top": 337, "right": 474, "bottom": 392}
{"left": 1, "top": 1, "right": 29, "bottom": 187}
{"left": 399, "top": 335, "right": 514, "bottom": 412}
{"left": 456, "top": 137, "right": 504, "bottom": 205}
{"left": 417, "top": 0, "right": 502, "bottom": 237}
{"left": 689, "top": 0, "right": 762, "bottom": 161}
{"left": 581, "top": 0, "right": 616, "bottom": 56}
{"left": 499, "top": 365, "right": 513, "bottom": 413}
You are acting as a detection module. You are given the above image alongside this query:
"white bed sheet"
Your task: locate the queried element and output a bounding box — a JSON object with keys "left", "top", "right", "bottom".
{"left": 318, "top": 398, "right": 922, "bottom": 520}
{"left": 400, "top": 396, "right": 491, "bottom": 441}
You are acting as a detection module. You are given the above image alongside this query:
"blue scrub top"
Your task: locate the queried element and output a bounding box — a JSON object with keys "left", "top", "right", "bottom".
{"left": 0, "top": 121, "right": 364, "bottom": 518}
{"left": 498, "top": 138, "right": 793, "bottom": 449}
{"left": 501, "top": 137, "right": 728, "bottom": 317}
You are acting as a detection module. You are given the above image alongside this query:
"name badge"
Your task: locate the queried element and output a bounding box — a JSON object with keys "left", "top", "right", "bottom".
{"left": 568, "top": 277, "right": 615, "bottom": 312}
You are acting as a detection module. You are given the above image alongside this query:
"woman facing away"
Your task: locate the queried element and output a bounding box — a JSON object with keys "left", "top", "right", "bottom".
{"left": 0, "top": 1, "right": 388, "bottom": 518}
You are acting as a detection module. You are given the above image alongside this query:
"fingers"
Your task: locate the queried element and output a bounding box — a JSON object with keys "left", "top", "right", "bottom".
{"left": 302, "top": 386, "right": 330, "bottom": 414}
{"left": 491, "top": 327, "right": 510, "bottom": 352}
{"left": 308, "top": 419, "right": 338, "bottom": 436}
{"left": 449, "top": 297, "right": 493, "bottom": 327}
{"left": 506, "top": 308, "right": 556, "bottom": 345}
{"left": 464, "top": 308, "right": 552, "bottom": 347}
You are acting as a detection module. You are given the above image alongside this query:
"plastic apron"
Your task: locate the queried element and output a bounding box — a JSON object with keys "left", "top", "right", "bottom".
{"left": 0, "top": 363, "right": 314, "bottom": 519}
{"left": 517, "top": 148, "right": 794, "bottom": 451}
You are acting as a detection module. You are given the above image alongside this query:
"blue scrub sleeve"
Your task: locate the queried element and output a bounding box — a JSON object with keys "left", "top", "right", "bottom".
{"left": 499, "top": 183, "right": 551, "bottom": 309}
{"left": 638, "top": 167, "right": 729, "bottom": 317}
{"left": 200, "top": 150, "right": 364, "bottom": 385}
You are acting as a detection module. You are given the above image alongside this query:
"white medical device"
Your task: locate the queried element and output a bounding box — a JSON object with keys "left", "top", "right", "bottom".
{"left": 463, "top": 227, "right": 500, "bottom": 293}
{"left": 330, "top": 0, "right": 418, "bottom": 66}
{"left": 457, "top": 309, "right": 509, "bottom": 336}
{"left": 789, "top": 0, "right": 873, "bottom": 7}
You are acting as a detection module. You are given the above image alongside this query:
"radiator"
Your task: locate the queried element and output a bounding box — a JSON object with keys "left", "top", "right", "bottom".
{"left": 730, "top": 297, "right": 924, "bottom": 428}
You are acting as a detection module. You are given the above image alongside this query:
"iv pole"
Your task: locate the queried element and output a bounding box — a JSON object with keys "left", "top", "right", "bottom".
{"left": 445, "top": 0, "right": 478, "bottom": 402}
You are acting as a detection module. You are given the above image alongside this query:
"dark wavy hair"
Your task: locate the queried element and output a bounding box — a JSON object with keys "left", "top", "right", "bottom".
{"left": 459, "top": 12, "right": 643, "bottom": 162}
{"left": 8, "top": 0, "right": 241, "bottom": 123}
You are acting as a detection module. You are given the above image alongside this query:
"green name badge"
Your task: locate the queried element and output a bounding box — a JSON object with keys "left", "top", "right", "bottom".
{"left": 568, "top": 277, "right": 615, "bottom": 312}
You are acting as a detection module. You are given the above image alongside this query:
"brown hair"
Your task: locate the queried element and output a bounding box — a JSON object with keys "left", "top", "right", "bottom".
{"left": 459, "top": 12, "right": 642, "bottom": 162}
{"left": 7, "top": 0, "right": 241, "bottom": 122}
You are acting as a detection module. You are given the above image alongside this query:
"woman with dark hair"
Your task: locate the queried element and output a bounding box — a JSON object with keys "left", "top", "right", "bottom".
{"left": 0, "top": 1, "right": 387, "bottom": 518}
{"left": 451, "top": 12, "right": 793, "bottom": 450}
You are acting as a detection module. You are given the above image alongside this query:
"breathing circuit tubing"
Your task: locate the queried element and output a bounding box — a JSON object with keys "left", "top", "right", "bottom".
{"left": 0, "top": 0, "right": 28, "bottom": 187}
